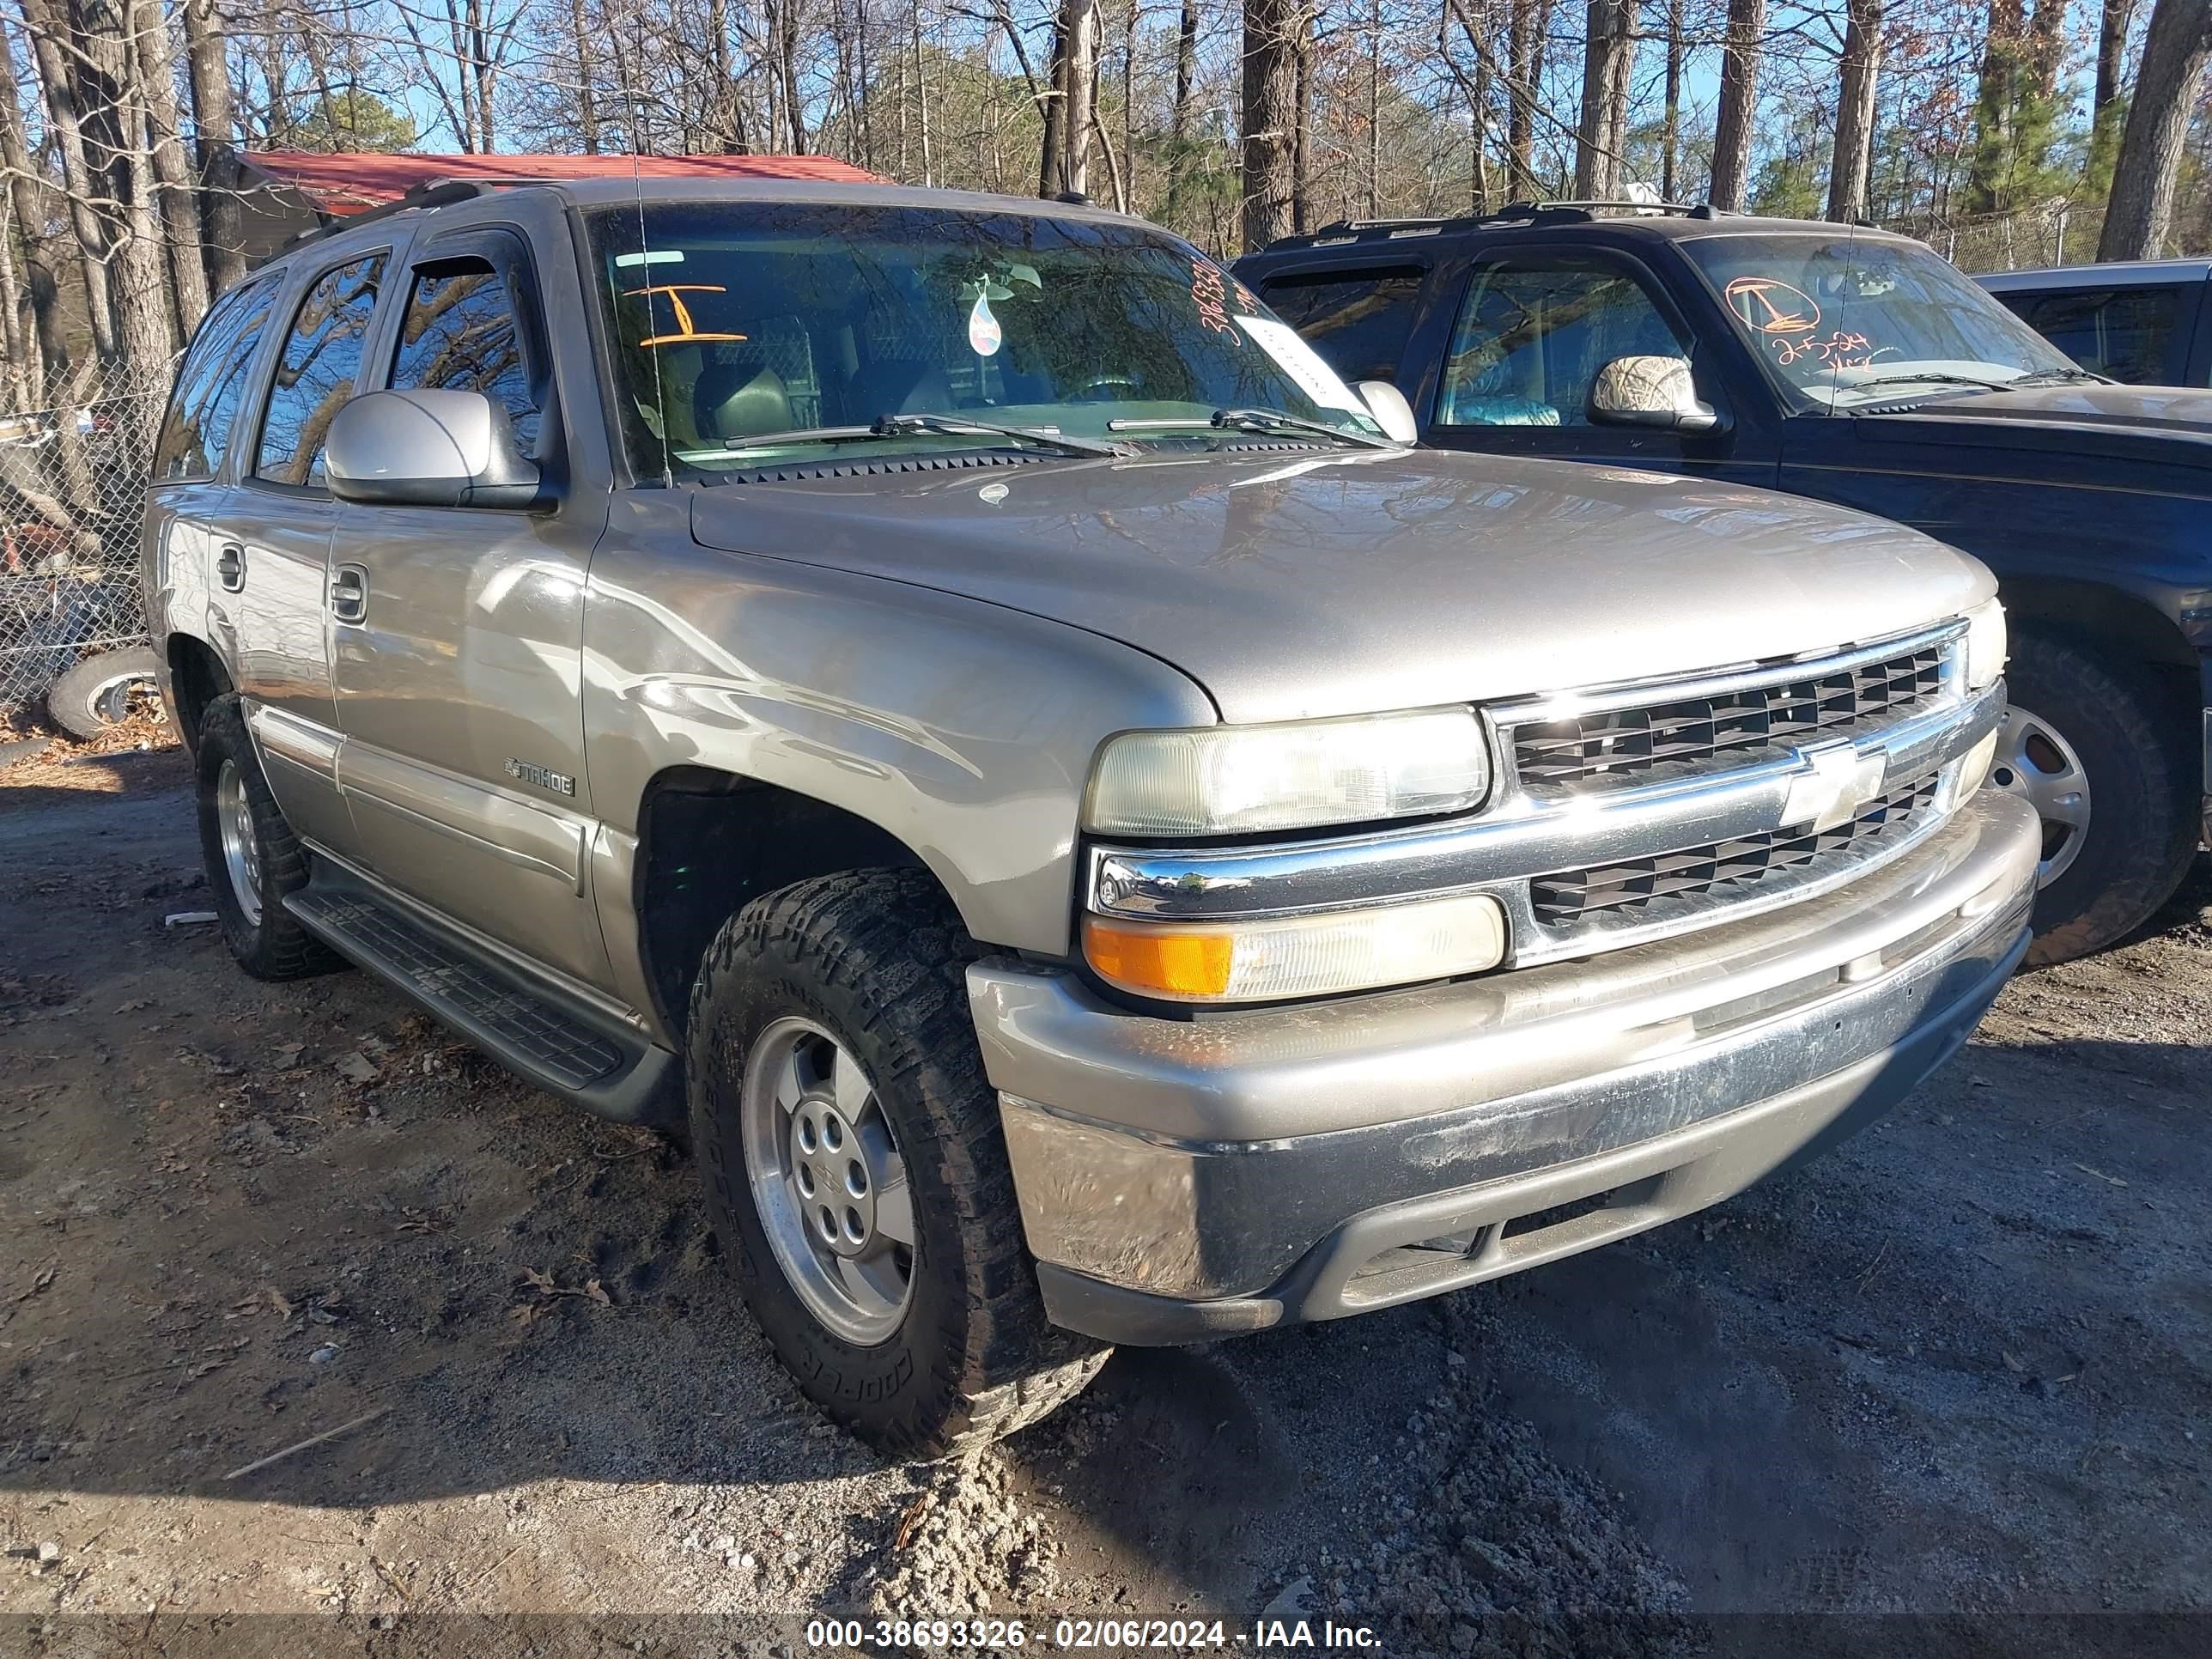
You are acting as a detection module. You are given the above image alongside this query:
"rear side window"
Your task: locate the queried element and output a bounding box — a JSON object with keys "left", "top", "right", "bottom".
{"left": 1998, "top": 285, "right": 2183, "bottom": 384}
{"left": 153, "top": 276, "right": 276, "bottom": 483}
{"left": 1258, "top": 267, "right": 1426, "bottom": 383}
{"left": 254, "top": 252, "right": 387, "bottom": 487}
{"left": 387, "top": 257, "right": 542, "bottom": 454}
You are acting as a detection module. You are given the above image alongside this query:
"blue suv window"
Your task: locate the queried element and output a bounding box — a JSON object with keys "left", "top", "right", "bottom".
{"left": 1255, "top": 267, "right": 1426, "bottom": 383}
{"left": 1998, "top": 285, "right": 2183, "bottom": 385}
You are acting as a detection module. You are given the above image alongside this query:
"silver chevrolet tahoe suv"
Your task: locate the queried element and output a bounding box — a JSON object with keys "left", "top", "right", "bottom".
{"left": 141, "top": 176, "right": 2040, "bottom": 1457}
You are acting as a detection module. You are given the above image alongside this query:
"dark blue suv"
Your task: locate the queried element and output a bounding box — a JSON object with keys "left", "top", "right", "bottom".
{"left": 1237, "top": 204, "right": 2212, "bottom": 963}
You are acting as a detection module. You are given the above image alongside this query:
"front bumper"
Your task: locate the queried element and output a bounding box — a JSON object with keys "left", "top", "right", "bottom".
{"left": 968, "top": 789, "right": 2041, "bottom": 1346}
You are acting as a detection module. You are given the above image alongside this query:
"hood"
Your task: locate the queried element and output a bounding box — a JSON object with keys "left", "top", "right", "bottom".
{"left": 1848, "top": 382, "right": 2212, "bottom": 489}
{"left": 688, "top": 447, "right": 1993, "bottom": 724}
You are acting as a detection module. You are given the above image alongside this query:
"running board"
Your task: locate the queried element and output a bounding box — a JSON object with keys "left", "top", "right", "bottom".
{"left": 286, "top": 877, "right": 682, "bottom": 1128}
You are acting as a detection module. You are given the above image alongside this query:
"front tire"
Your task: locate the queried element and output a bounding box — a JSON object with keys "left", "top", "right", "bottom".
{"left": 1998, "top": 630, "right": 2198, "bottom": 965}
{"left": 686, "top": 869, "right": 1107, "bottom": 1459}
{"left": 194, "top": 696, "right": 341, "bottom": 981}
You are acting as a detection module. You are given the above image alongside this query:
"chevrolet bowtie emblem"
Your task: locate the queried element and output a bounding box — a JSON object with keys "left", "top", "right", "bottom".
{"left": 1778, "top": 740, "right": 1887, "bottom": 833}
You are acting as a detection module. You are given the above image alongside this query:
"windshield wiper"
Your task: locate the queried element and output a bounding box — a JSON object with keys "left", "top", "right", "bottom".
{"left": 2008, "top": 367, "right": 2115, "bottom": 386}
{"left": 1208, "top": 407, "right": 1398, "bottom": 448}
{"left": 689, "top": 412, "right": 1124, "bottom": 461}
{"left": 1842, "top": 371, "right": 2017, "bottom": 396}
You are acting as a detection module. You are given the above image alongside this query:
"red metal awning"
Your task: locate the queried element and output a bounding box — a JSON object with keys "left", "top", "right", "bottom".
{"left": 237, "top": 150, "right": 884, "bottom": 217}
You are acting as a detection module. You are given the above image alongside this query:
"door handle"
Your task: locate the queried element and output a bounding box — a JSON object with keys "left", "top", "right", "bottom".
{"left": 216, "top": 543, "right": 246, "bottom": 593}
{"left": 330, "top": 563, "right": 369, "bottom": 624}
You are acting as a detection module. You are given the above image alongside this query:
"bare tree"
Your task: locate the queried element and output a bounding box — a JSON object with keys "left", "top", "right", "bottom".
{"left": 1708, "top": 0, "right": 1766, "bottom": 210}
{"left": 1505, "top": 0, "right": 1549, "bottom": 198}
{"left": 180, "top": 0, "right": 243, "bottom": 289}
{"left": 1242, "top": 0, "right": 1297, "bottom": 247}
{"left": 2098, "top": 0, "right": 2212, "bottom": 258}
{"left": 1828, "top": 0, "right": 1882, "bottom": 222}
{"left": 15, "top": 0, "right": 120, "bottom": 361}
{"left": 1574, "top": 0, "right": 1634, "bottom": 197}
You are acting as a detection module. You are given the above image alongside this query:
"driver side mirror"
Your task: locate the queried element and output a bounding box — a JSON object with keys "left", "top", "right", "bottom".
{"left": 1354, "top": 379, "right": 1419, "bottom": 444}
{"left": 325, "top": 388, "right": 544, "bottom": 509}
{"left": 1589, "top": 356, "right": 1721, "bottom": 434}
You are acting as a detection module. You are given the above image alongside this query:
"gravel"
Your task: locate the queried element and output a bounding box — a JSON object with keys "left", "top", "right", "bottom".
{"left": 3, "top": 745, "right": 2206, "bottom": 1659}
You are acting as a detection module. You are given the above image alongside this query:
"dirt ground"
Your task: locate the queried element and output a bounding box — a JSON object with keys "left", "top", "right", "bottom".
{"left": 2, "top": 732, "right": 2207, "bottom": 1658}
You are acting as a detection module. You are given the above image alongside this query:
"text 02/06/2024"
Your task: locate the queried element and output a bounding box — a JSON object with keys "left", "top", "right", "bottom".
{"left": 802, "top": 1618, "right": 1384, "bottom": 1649}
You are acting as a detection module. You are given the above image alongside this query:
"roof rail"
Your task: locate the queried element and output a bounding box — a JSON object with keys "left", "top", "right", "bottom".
{"left": 1271, "top": 198, "right": 1724, "bottom": 252}
{"left": 274, "top": 176, "right": 566, "bottom": 257}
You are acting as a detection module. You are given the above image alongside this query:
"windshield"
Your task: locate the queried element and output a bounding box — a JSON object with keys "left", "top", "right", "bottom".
{"left": 586, "top": 203, "right": 1383, "bottom": 476}
{"left": 1679, "top": 232, "right": 2083, "bottom": 412}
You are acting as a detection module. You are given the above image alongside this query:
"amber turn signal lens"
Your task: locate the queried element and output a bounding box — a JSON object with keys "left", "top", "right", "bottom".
{"left": 1082, "top": 894, "right": 1508, "bottom": 1004}
{"left": 1081, "top": 916, "right": 1236, "bottom": 999}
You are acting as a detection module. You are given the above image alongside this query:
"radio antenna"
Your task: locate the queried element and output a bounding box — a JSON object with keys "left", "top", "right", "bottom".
{"left": 618, "top": 58, "right": 675, "bottom": 488}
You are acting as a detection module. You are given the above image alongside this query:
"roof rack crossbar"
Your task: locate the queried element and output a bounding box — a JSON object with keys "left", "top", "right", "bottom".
{"left": 1280, "top": 198, "right": 1726, "bottom": 252}
{"left": 274, "top": 175, "right": 568, "bottom": 257}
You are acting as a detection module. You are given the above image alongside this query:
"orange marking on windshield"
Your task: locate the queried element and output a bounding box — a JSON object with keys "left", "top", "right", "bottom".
{"left": 625, "top": 283, "right": 747, "bottom": 347}
{"left": 1725, "top": 276, "right": 1820, "bottom": 334}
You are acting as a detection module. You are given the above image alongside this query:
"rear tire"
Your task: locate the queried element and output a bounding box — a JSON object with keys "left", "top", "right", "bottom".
{"left": 686, "top": 869, "right": 1107, "bottom": 1459}
{"left": 194, "top": 695, "right": 342, "bottom": 981}
{"left": 47, "top": 645, "right": 161, "bottom": 739}
{"left": 2000, "top": 629, "right": 2198, "bottom": 965}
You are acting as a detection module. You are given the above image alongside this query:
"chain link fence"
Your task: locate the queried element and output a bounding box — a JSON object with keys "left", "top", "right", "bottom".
{"left": 0, "top": 360, "right": 169, "bottom": 720}
{"left": 1884, "top": 199, "right": 2107, "bottom": 276}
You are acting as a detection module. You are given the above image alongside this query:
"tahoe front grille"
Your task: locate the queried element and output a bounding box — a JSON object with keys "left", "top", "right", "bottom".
{"left": 1529, "top": 774, "right": 1942, "bottom": 927}
{"left": 1512, "top": 642, "right": 1945, "bottom": 793}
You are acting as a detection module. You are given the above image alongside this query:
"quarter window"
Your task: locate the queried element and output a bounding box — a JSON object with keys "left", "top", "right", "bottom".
{"left": 1437, "top": 255, "right": 1692, "bottom": 428}
{"left": 254, "top": 252, "right": 386, "bottom": 488}
{"left": 1258, "top": 267, "right": 1426, "bottom": 383}
{"left": 388, "top": 256, "right": 541, "bottom": 453}
{"left": 153, "top": 276, "right": 276, "bottom": 483}
{"left": 1999, "top": 285, "right": 2182, "bottom": 384}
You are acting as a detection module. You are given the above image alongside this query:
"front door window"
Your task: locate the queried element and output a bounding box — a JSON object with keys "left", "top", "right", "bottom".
{"left": 1436, "top": 255, "right": 1693, "bottom": 429}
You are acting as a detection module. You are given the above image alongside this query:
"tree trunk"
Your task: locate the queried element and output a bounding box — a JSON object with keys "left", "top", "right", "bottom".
{"left": 1709, "top": 0, "right": 1767, "bottom": 210}
{"left": 2095, "top": 0, "right": 2137, "bottom": 111}
{"left": 1293, "top": 3, "right": 1313, "bottom": 229}
{"left": 1242, "top": 0, "right": 1298, "bottom": 249}
{"left": 1827, "top": 0, "right": 1882, "bottom": 222}
{"left": 2098, "top": 0, "right": 2212, "bottom": 258}
{"left": 571, "top": 0, "right": 599, "bottom": 151}
{"left": 911, "top": 0, "right": 934, "bottom": 185}
{"left": 1038, "top": 4, "right": 1066, "bottom": 193}
{"left": 1040, "top": 0, "right": 1099, "bottom": 196}
{"left": 0, "top": 191, "right": 36, "bottom": 407}
{"left": 1662, "top": 0, "right": 1683, "bottom": 199}
{"left": 1575, "top": 0, "right": 1635, "bottom": 198}
{"left": 1506, "top": 0, "right": 1547, "bottom": 198}
{"left": 1364, "top": 0, "right": 1382, "bottom": 218}
{"left": 180, "top": 0, "right": 244, "bottom": 291}
{"left": 0, "top": 54, "right": 59, "bottom": 386}
{"left": 17, "top": 0, "right": 119, "bottom": 362}
{"left": 781, "top": 0, "right": 808, "bottom": 152}
{"left": 1171, "top": 0, "right": 1198, "bottom": 140}
{"left": 2087, "top": 0, "right": 2139, "bottom": 185}
{"left": 133, "top": 0, "right": 210, "bottom": 331}
{"left": 69, "top": 0, "right": 178, "bottom": 368}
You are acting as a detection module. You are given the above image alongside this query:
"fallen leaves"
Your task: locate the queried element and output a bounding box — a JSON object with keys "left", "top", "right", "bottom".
{"left": 507, "top": 1266, "right": 614, "bottom": 1330}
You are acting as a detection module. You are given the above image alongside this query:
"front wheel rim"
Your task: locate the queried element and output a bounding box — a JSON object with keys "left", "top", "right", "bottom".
{"left": 215, "top": 759, "right": 263, "bottom": 927}
{"left": 1990, "top": 703, "right": 2092, "bottom": 888}
{"left": 739, "top": 1016, "right": 915, "bottom": 1346}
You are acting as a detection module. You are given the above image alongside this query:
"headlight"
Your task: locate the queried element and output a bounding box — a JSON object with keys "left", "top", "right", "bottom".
{"left": 1083, "top": 708, "right": 1491, "bottom": 837}
{"left": 1964, "top": 599, "right": 2007, "bottom": 691}
{"left": 1082, "top": 893, "right": 1508, "bottom": 1003}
